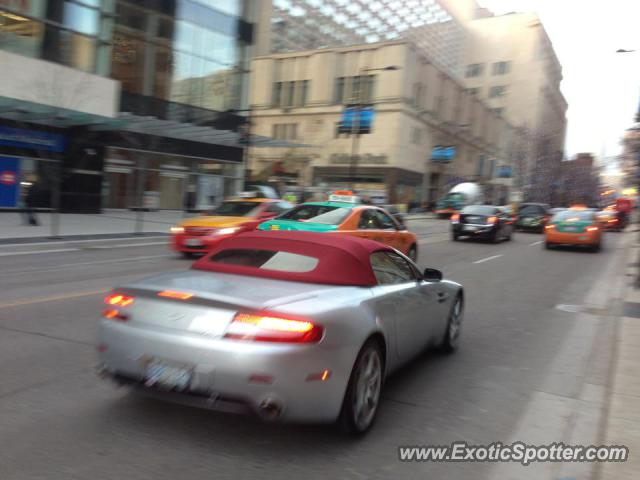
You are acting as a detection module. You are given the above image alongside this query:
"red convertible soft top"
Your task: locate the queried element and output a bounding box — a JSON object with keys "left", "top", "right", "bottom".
{"left": 191, "top": 230, "right": 393, "bottom": 286}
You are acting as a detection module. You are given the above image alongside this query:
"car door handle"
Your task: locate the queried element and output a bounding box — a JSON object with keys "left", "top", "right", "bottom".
{"left": 436, "top": 291, "right": 448, "bottom": 303}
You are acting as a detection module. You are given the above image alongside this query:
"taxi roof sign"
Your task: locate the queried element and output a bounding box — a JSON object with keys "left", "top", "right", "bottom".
{"left": 329, "top": 190, "right": 360, "bottom": 203}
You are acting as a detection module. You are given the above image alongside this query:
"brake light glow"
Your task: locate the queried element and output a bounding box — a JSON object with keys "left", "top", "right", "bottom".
{"left": 545, "top": 224, "right": 555, "bottom": 230}
{"left": 225, "top": 312, "right": 323, "bottom": 343}
{"left": 487, "top": 216, "right": 498, "bottom": 225}
{"left": 104, "top": 293, "right": 134, "bottom": 307}
{"left": 102, "top": 308, "right": 128, "bottom": 321}
{"left": 450, "top": 213, "right": 460, "bottom": 223}
{"left": 586, "top": 226, "right": 599, "bottom": 232}
{"left": 157, "top": 290, "right": 194, "bottom": 300}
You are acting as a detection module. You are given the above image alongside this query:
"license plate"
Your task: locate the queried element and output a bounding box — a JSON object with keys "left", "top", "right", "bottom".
{"left": 184, "top": 238, "right": 203, "bottom": 247}
{"left": 564, "top": 227, "right": 578, "bottom": 232}
{"left": 270, "top": 225, "right": 280, "bottom": 231}
{"left": 145, "top": 361, "right": 192, "bottom": 390}
{"left": 463, "top": 225, "right": 477, "bottom": 232}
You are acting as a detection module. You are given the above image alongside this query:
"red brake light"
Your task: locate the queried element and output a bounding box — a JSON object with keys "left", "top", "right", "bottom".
{"left": 450, "top": 213, "right": 460, "bottom": 223}
{"left": 586, "top": 226, "right": 599, "bottom": 232}
{"left": 157, "top": 290, "right": 193, "bottom": 300}
{"left": 545, "top": 224, "right": 555, "bottom": 230}
{"left": 104, "top": 293, "right": 134, "bottom": 307}
{"left": 102, "top": 308, "right": 128, "bottom": 321}
{"left": 487, "top": 216, "right": 498, "bottom": 224}
{"left": 224, "top": 312, "right": 323, "bottom": 343}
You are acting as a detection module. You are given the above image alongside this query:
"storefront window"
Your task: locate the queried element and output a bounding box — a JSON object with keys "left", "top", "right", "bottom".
{"left": 58, "top": 29, "right": 96, "bottom": 72}
{"left": 111, "top": 30, "right": 146, "bottom": 93}
{"left": 193, "top": 0, "right": 243, "bottom": 17}
{"left": 0, "top": 12, "right": 43, "bottom": 58}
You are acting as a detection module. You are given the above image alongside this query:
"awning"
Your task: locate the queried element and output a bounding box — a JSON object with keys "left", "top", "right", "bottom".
{"left": 0, "top": 96, "right": 125, "bottom": 128}
{"left": 93, "top": 112, "right": 310, "bottom": 149}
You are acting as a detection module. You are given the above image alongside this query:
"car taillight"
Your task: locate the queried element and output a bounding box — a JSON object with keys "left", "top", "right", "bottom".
{"left": 450, "top": 213, "right": 460, "bottom": 223}
{"left": 104, "top": 293, "right": 134, "bottom": 307}
{"left": 224, "top": 312, "right": 323, "bottom": 343}
{"left": 487, "top": 216, "right": 497, "bottom": 224}
{"left": 586, "top": 226, "right": 599, "bottom": 232}
{"left": 157, "top": 290, "right": 193, "bottom": 300}
{"left": 545, "top": 224, "right": 555, "bottom": 230}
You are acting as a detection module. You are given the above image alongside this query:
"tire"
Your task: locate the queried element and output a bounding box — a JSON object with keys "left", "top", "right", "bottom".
{"left": 338, "top": 340, "right": 384, "bottom": 436}
{"left": 544, "top": 242, "right": 553, "bottom": 250}
{"left": 452, "top": 232, "right": 459, "bottom": 241}
{"left": 490, "top": 230, "right": 499, "bottom": 243}
{"left": 440, "top": 296, "right": 463, "bottom": 354}
{"left": 506, "top": 227, "right": 513, "bottom": 241}
{"left": 591, "top": 242, "right": 601, "bottom": 253}
{"left": 181, "top": 251, "right": 197, "bottom": 259}
{"left": 407, "top": 244, "right": 418, "bottom": 262}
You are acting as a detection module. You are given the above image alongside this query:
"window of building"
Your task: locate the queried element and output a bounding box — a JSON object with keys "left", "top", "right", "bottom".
{"left": 298, "top": 79, "right": 309, "bottom": 106}
{"left": 283, "top": 80, "right": 295, "bottom": 107}
{"left": 335, "top": 76, "right": 345, "bottom": 104}
{"left": 465, "top": 63, "right": 484, "bottom": 78}
{"left": 465, "top": 87, "right": 479, "bottom": 96}
{"left": 272, "top": 123, "right": 298, "bottom": 140}
{"left": 272, "top": 81, "right": 283, "bottom": 107}
{"left": 489, "top": 85, "right": 508, "bottom": 98}
{"left": 411, "top": 127, "right": 421, "bottom": 144}
{"left": 492, "top": 61, "right": 511, "bottom": 75}
{"left": 0, "top": 12, "right": 44, "bottom": 59}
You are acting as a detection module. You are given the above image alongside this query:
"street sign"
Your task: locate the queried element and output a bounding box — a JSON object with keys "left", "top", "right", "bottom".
{"left": 338, "top": 106, "right": 375, "bottom": 134}
{"left": 431, "top": 146, "right": 456, "bottom": 163}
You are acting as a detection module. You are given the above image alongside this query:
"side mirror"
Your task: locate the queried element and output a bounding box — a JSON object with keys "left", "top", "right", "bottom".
{"left": 423, "top": 268, "right": 443, "bottom": 282}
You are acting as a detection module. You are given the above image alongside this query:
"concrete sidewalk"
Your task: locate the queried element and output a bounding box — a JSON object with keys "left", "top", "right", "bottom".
{"left": 0, "top": 209, "right": 196, "bottom": 241}
{"left": 600, "top": 230, "right": 640, "bottom": 479}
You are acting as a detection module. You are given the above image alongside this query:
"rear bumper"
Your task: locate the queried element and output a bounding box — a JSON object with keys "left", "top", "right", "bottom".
{"left": 97, "top": 320, "right": 352, "bottom": 422}
{"left": 545, "top": 231, "right": 600, "bottom": 245}
{"left": 452, "top": 224, "right": 496, "bottom": 239}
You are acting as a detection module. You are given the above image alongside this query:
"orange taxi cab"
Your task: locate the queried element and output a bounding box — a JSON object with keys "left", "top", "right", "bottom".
{"left": 544, "top": 207, "right": 602, "bottom": 252}
{"left": 258, "top": 191, "right": 419, "bottom": 261}
{"left": 171, "top": 194, "right": 293, "bottom": 257}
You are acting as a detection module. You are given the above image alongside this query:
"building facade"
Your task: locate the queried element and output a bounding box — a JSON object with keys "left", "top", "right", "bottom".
{"left": 0, "top": 0, "right": 264, "bottom": 212}
{"left": 461, "top": 9, "right": 568, "bottom": 203}
{"left": 248, "top": 41, "right": 519, "bottom": 206}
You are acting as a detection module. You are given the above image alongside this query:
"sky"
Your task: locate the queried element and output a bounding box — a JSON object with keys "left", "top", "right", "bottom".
{"left": 477, "top": 0, "right": 640, "bottom": 162}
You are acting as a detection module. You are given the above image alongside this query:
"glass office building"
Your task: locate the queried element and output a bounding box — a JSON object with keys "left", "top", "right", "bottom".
{"left": 0, "top": 0, "right": 259, "bottom": 212}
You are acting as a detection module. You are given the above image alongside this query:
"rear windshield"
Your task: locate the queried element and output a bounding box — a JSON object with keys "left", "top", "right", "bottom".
{"left": 461, "top": 205, "right": 497, "bottom": 216}
{"left": 278, "top": 204, "right": 351, "bottom": 225}
{"left": 212, "top": 201, "right": 261, "bottom": 217}
{"left": 210, "top": 249, "right": 319, "bottom": 272}
{"left": 551, "top": 210, "right": 594, "bottom": 222}
{"left": 519, "top": 205, "right": 546, "bottom": 215}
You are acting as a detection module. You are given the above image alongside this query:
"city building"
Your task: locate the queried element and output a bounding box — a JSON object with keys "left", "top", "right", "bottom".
{"left": 558, "top": 153, "right": 600, "bottom": 207}
{"left": 0, "top": 0, "right": 268, "bottom": 213}
{"left": 248, "top": 41, "right": 519, "bottom": 206}
{"left": 621, "top": 102, "right": 640, "bottom": 189}
{"left": 461, "top": 8, "right": 568, "bottom": 203}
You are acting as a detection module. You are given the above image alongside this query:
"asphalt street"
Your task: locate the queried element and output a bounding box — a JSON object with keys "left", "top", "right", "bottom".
{"left": 0, "top": 218, "right": 630, "bottom": 480}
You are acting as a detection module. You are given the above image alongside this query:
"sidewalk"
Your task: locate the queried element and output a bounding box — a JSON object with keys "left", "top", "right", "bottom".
{"left": 0, "top": 209, "right": 195, "bottom": 242}
{"left": 600, "top": 227, "right": 640, "bottom": 479}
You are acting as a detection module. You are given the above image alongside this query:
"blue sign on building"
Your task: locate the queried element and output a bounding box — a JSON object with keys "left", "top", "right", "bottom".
{"left": 338, "top": 106, "right": 376, "bottom": 134}
{"left": 0, "top": 126, "right": 65, "bottom": 153}
{"left": 0, "top": 156, "right": 20, "bottom": 208}
{"left": 431, "top": 146, "right": 456, "bottom": 163}
{"left": 498, "top": 165, "right": 512, "bottom": 178}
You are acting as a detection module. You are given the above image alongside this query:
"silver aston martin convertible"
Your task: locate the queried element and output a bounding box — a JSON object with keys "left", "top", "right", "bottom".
{"left": 97, "top": 230, "right": 464, "bottom": 434}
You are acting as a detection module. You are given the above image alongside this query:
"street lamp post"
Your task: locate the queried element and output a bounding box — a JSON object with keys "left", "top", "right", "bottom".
{"left": 348, "top": 65, "right": 400, "bottom": 191}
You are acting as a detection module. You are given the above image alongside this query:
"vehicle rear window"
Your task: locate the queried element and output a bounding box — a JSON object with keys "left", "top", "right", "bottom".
{"left": 519, "top": 205, "right": 545, "bottom": 215}
{"left": 278, "top": 204, "right": 351, "bottom": 225}
{"left": 461, "top": 205, "right": 496, "bottom": 216}
{"left": 212, "top": 202, "right": 261, "bottom": 217}
{"left": 210, "top": 249, "right": 319, "bottom": 272}
{"left": 551, "top": 210, "right": 594, "bottom": 222}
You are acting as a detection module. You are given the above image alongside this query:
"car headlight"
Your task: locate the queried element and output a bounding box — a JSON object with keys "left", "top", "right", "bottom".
{"left": 217, "top": 227, "right": 241, "bottom": 235}
{"left": 170, "top": 226, "right": 184, "bottom": 234}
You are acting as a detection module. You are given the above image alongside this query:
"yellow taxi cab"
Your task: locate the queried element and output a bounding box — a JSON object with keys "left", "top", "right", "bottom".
{"left": 258, "top": 191, "right": 419, "bottom": 261}
{"left": 171, "top": 193, "right": 293, "bottom": 257}
{"left": 544, "top": 206, "right": 602, "bottom": 252}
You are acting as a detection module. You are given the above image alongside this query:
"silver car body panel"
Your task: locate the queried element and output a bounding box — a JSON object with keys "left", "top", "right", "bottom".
{"left": 98, "top": 269, "right": 462, "bottom": 422}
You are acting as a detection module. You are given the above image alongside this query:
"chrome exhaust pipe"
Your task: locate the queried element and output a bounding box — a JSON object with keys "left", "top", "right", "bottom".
{"left": 257, "top": 397, "right": 283, "bottom": 421}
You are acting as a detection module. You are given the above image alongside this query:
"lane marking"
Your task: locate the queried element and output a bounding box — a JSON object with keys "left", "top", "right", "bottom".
{"left": 530, "top": 240, "right": 543, "bottom": 246}
{"left": 89, "top": 241, "right": 168, "bottom": 249}
{"left": 0, "top": 248, "right": 78, "bottom": 257}
{"left": 0, "top": 235, "right": 168, "bottom": 248}
{"left": 0, "top": 254, "right": 173, "bottom": 276}
{"left": 0, "top": 289, "right": 108, "bottom": 309}
{"left": 473, "top": 254, "right": 502, "bottom": 264}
